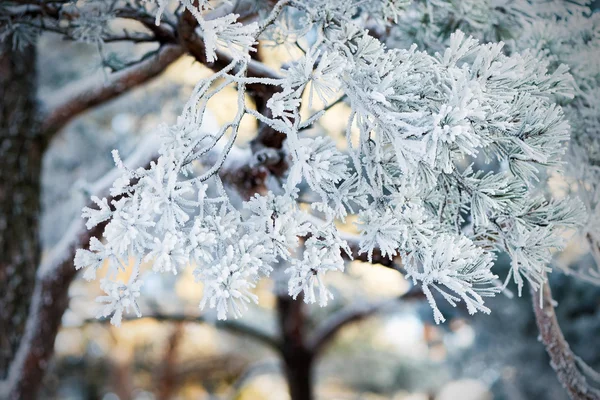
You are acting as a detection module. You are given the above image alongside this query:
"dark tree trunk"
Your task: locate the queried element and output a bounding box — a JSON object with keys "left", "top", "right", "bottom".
{"left": 283, "top": 351, "right": 314, "bottom": 400}
{"left": 0, "top": 37, "right": 43, "bottom": 380}
{"left": 277, "top": 296, "right": 314, "bottom": 400}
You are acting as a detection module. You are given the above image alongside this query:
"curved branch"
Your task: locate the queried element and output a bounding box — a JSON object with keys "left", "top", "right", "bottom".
{"left": 41, "top": 44, "right": 184, "bottom": 140}
{"left": 306, "top": 285, "right": 424, "bottom": 356}
{"left": 164, "top": 313, "right": 280, "bottom": 352}
{"left": 99, "top": 313, "right": 282, "bottom": 353}
{"left": 307, "top": 299, "right": 397, "bottom": 355}
{"left": 531, "top": 278, "right": 600, "bottom": 400}
{"left": 114, "top": 7, "right": 177, "bottom": 43}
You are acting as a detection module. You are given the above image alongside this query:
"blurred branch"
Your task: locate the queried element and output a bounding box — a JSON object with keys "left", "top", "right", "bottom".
{"left": 2, "top": 0, "right": 64, "bottom": 14}
{"left": 4, "top": 0, "right": 70, "bottom": 4}
{"left": 227, "top": 359, "right": 283, "bottom": 399}
{"left": 95, "top": 313, "right": 282, "bottom": 353}
{"left": 307, "top": 299, "right": 396, "bottom": 355}
{"left": 110, "top": 354, "right": 134, "bottom": 400}
{"left": 173, "top": 352, "right": 249, "bottom": 386}
{"left": 41, "top": 44, "right": 183, "bottom": 140}
{"left": 114, "top": 7, "right": 177, "bottom": 43}
{"left": 276, "top": 294, "right": 314, "bottom": 400}
{"left": 307, "top": 287, "right": 424, "bottom": 355}
{"left": 531, "top": 277, "right": 600, "bottom": 400}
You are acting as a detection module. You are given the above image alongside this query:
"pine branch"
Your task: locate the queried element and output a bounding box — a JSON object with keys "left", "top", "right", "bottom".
{"left": 531, "top": 277, "right": 600, "bottom": 400}
{"left": 177, "top": 9, "right": 281, "bottom": 81}
{"left": 41, "top": 44, "right": 184, "bottom": 140}
{"left": 341, "top": 232, "right": 401, "bottom": 270}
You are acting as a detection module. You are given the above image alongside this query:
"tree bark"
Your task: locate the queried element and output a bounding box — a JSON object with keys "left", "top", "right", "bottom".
{"left": 276, "top": 295, "right": 314, "bottom": 400}
{"left": 0, "top": 36, "right": 43, "bottom": 381}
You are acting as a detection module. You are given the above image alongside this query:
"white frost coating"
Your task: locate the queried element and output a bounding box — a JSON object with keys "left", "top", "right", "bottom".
{"left": 73, "top": 0, "right": 592, "bottom": 326}
{"left": 151, "top": 0, "right": 257, "bottom": 62}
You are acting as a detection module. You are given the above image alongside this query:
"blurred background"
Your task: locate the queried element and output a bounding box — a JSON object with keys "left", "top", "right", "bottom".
{"left": 33, "top": 18, "right": 600, "bottom": 399}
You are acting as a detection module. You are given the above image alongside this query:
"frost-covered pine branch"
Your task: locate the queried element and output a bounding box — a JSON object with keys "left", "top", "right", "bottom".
{"left": 389, "top": 0, "right": 600, "bottom": 282}
{"left": 73, "top": 0, "right": 592, "bottom": 327}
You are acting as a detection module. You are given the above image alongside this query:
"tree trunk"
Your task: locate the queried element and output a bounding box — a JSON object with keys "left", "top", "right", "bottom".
{"left": 276, "top": 296, "right": 314, "bottom": 400}
{"left": 0, "top": 37, "right": 43, "bottom": 381}
{"left": 283, "top": 351, "right": 313, "bottom": 400}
